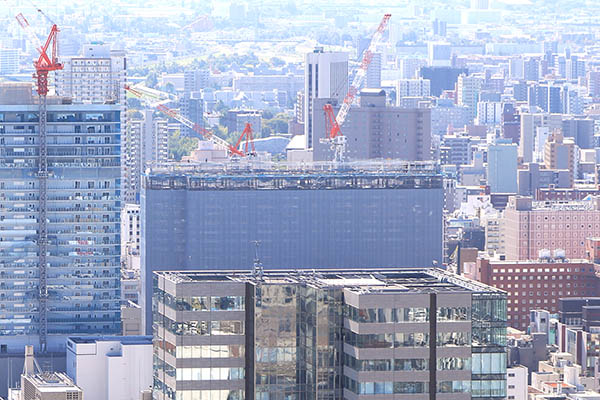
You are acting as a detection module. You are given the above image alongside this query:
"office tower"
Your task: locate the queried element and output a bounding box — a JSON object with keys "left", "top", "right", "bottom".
{"left": 66, "top": 336, "right": 153, "bottom": 400}
{"left": 503, "top": 196, "right": 600, "bottom": 260}
{"left": 304, "top": 48, "right": 348, "bottom": 148}
{"left": 548, "top": 84, "right": 562, "bottom": 113}
{"left": 153, "top": 268, "right": 507, "bottom": 400}
{"left": 183, "top": 69, "right": 209, "bottom": 93}
{"left": 519, "top": 112, "right": 562, "bottom": 163}
{"left": 430, "top": 99, "right": 470, "bottom": 136}
{"left": 141, "top": 162, "right": 443, "bottom": 333}
{"left": 427, "top": 42, "right": 451, "bottom": 67}
{"left": 544, "top": 131, "right": 576, "bottom": 186}
{"left": 365, "top": 52, "right": 382, "bottom": 89}
{"left": 517, "top": 163, "right": 571, "bottom": 196}
{"left": 312, "top": 90, "right": 431, "bottom": 161}
{"left": 468, "top": 255, "right": 598, "bottom": 330}
{"left": 399, "top": 58, "right": 427, "bottom": 79}
{"left": 0, "top": 48, "right": 19, "bottom": 74}
{"left": 0, "top": 84, "right": 122, "bottom": 352}
{"left": 457, "top": 74, "right": 483, "bottom": 122}
{"left": 562, "top": 117, "right": 594, "bottom": 149}
{"left": 587, "top": 70, "right": 600, "bottom": 97}
{"left": 511, "top": 80, "right": 528, "bottom": 102}
{"left": 487, "top": 141, "right": 518, "bottom": 193}
{"left": 179, "top": 93, "right": 204, "bottom": 137}
{"left": 523, "top": 58, "right": 540, "bottom": 81}
{"left": 396, "top": 78, "right": 431, "bottom": 100}
{"left": 527, "top": 83, "right": 548, "bottom": 111}
{"left": 55, "top": 43, "right": 126, "bottom": 104}
{"left": 566, "top": 56, "right": 585, "bottom": 80}
{"left": 124, "top": 109, "right": 169, "bottom": 203}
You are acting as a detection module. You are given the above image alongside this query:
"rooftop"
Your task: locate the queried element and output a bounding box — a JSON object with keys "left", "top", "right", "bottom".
{"left": 24, "top": 372, "right": 81, "bottom": 392}
{"left": 155, "top": 268, "right": 504, "bottom": 295}
{"left": 67, "top": 335, "right": 152, "bottom": 345}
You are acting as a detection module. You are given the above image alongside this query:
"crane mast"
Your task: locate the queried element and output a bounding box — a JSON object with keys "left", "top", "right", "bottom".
{"left": 321, "top": 13, "right": 391, "bottom": 163}
{"left": 16, "top": 12, "right": 63, "bottom": 352}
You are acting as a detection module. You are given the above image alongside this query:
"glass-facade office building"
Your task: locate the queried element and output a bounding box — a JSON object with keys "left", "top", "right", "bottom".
{"left": 141, "top": 162, "right": 444, "bottom": 333}
{"left": 0, "top": 102, "right": 121, "bottom": 352}
{"left": 153, "top": 268, "right": 507, "bottom": 400}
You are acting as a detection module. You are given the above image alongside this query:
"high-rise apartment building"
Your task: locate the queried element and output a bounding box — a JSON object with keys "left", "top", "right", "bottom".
{"left": 365, "top": 52, "right": 382, "bottom": 89}
{"left": 124, "top": 109, "right": 169, "bottom": 203}
{"left": 312, "top": 89, "right": 431, "bottom": 161}
{"left": 153, "top": 268, "right": 507, "bottom": 400}
{"left": 399, "top": 58, "right": 427, "bottom": 79}
{"left": 0, "top": 85, "right": 122, "bottom": 352}
{"left": 179, "top": 93, "right": 204, "bottom": 137}
{"left": 503, "top": 196, "right": 600, "bottom": 260}
{"left": 55, "top": 43, "right": 126, "bottom": 105}
{"left": 304, "top": 48, "right": 348, "bottom": 148}
{"left": 457, "top": 74, "right": 483, "bottom": 122}
{"left": 183, "top": 69, "right": 209, "bottom": 93}
{"left": 141, "top": 162, "right": 444, "bottom": 333}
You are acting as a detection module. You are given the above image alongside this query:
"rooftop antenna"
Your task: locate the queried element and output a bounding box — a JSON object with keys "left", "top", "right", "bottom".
{"left": 252, "top": 240, "right": 263, "bottom": 279}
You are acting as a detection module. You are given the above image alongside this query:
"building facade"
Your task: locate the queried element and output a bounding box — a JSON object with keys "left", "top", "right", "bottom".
{"left": 141, "top": 162, "right": 444, "bottom": 333}
{"left": 503, "top": 196, "right": 600, "bottom": 261}
{"left": 467, "top": 255, "right": 599, "bottom": 330}
{"left": 66, "top": 336, "right": 153, "bottom": 400}
{"left": 0, "top": 97, "right": 122, "bottom": 352}
{"left": 312, "top": 90, "right": 431, "bottom": 162}
{"left": 304, "top": 48, "right": 348, "bottom": 149}
{"left": 153, "top": 268, "right": 507, "bottom": 400}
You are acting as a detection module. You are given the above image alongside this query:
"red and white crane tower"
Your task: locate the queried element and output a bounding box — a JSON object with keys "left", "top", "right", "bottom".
{"left": 125, "top": 85, "right": 256, "bottom": 158}
{"left": 321, "top": 13, "right": 391, "bottom": 163}
{"left": 15, "top": 9, "right": 63, "bottom": 351}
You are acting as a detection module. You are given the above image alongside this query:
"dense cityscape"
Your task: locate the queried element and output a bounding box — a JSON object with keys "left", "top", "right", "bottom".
{"left": 1, "top": 0, "right": 600, "bottom": 399}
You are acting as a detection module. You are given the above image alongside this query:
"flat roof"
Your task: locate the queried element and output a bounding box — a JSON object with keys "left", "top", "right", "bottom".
{"left": 68, "top": 335, "right": 152, "bottom": 345}
{"left": 155, "top": 268, "right": 504, "bottom": 295}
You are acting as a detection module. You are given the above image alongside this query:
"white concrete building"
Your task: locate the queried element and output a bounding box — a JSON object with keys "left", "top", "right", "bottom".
{"left": 66, "top": 336, "right": 153, "bottom": 400}
{"left": 507, "top": 365, "right": 528, "bottom": 400}
{"left": 304, "top": 48, "right": 348, "bottom": 148}
{"left": 399, "top": 57, "right": 427, "bottom": 79}
{"left": 457, "top": 74, "right": 483, "bottom": 122}
{"left": 121, "top": 204, "right": 140, "bottom": 260}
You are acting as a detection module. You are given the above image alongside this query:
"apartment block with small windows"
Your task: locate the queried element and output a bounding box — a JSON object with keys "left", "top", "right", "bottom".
{"left": 153, "top": 268, "right": 507, "bottom": 400}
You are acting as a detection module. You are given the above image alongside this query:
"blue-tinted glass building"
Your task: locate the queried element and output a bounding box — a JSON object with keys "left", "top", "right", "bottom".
{"left": 141, "top": 162, "right": 444, "bottom": 333}
{"left": 0, "top": 99, "right": 121, "bottom": 352}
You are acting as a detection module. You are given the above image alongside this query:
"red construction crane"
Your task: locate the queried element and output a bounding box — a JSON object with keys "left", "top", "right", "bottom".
{"left": 233, "top": 123, "right": 255, "bottom": 156}
{"left": 15, "top": 10, "right": 63, "bottom": 353}
{"left": 321, "top": 13, "right": 391, "bottom": 162}
{"left": 124, "top": 85, "right": 249, "bottom": 157}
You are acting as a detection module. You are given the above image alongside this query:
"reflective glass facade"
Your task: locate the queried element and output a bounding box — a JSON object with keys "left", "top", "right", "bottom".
{"left": 0, "top": 104, "right": 121, "bottom": 351}
{"left": 153, "top": 268, "right": 507, "bottom": 400}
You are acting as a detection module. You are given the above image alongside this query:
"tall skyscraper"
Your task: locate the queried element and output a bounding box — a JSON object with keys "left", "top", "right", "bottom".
{"left": 153, "top": 268, "right": 507, "bottom": 400}
{"left": 141, "top": 162, "right": 444, "bottom": 333}
{"left": 457, "top": 74, "right": 483, "bottom": 122}
{"left": 303, "top": 48, "right": 348, "bottom": 149}
{"left": 124, "top": 109, "right": 169, "bottom": 203}
{"left": 179, "top": 92, "right": 204, "bottom": 137}
{"left": 0, "top": 84, "right": 122, "bottom": 352}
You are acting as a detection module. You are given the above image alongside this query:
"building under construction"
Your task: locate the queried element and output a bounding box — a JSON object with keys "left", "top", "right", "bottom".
{"left": 141, "top": 160, "right": 444, "bottom": 333}
{"left": 0, "top": 83, "right": 122, "bottom": 352}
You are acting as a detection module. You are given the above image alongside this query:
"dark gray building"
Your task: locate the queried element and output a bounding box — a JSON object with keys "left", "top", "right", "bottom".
{"left": 153, "top": 268, "right": 508, "bottom": 400}
{"left": 141, "top": 162, "right": 444, "bottom": 333}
